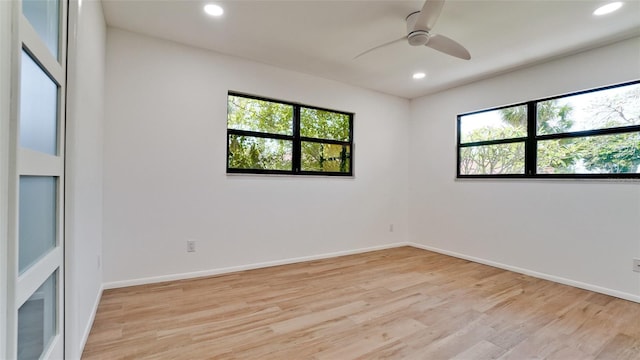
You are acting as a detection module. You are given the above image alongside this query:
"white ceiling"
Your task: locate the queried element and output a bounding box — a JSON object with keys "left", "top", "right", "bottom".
{"left": 102, "top": 0, "right": 640, "bottom": 99}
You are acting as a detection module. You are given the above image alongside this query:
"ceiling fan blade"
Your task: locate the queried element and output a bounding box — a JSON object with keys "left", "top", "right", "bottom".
{"left": 426, "top": 34, "right": 471, "bottom": 60}
{"left": 353, "top": 36, "right": 406, "bottom": 60}
{"left": 413, "top": 0, "right": 445, "bottom": 32}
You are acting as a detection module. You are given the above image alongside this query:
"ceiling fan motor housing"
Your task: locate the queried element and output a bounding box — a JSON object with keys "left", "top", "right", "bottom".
{"left": 406, "top": 11, "right": 430, "bottom": 46}
{"left": 408, "top": 31, "right": 430, "bottom": 46}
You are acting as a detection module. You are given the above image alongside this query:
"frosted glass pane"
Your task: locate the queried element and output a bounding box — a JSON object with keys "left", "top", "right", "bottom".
{"left": 22, "top": 0, "right": 59, "bottom": 58}
{"left": 18, "top": 271, "right": 58, "bottom": 360}
{"left": 19, "top": 176, "right": 57, "bottom": 273}
{"left": 20, "top": 50, "right": 58, "bottom": 155}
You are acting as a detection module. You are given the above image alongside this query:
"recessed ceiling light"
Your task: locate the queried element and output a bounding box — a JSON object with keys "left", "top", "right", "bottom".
{"left": 593, "top": 2, "right": 623, "bottom": 15}
{"left": 204, "top": 4, "right": 224, "bottom": 17}
{"left": 413, "top": 72, "right": 426, "bottom": 80}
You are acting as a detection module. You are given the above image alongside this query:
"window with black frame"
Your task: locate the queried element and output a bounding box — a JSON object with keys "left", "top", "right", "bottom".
{"left": 457, "top": 81, "right": 640, "bottom": 178}
{"left": 227, "top": 93, "right": 353, "bottom": 176}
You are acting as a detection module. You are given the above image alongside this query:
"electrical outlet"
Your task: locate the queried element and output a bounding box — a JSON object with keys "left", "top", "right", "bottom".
{"left": 187, "top": 240, "right": 196, "bottom": 253}
{"left": 633, "top": 258, "right": 640, "bottom": 273}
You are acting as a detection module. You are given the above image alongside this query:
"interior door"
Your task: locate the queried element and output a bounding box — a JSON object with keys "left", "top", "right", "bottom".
{"left": 6, "top": 0, "right": 67, "bottom": 359}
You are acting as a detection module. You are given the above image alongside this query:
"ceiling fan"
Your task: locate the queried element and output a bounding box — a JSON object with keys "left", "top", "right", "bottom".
{"left": 354, "top": 0, "right": 471, "bottom": 60}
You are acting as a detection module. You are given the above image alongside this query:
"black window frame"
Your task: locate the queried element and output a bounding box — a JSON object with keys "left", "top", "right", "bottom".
{"left": 226, "top": 92, "right": 354, "bottom": 176}
{"left": 457, "top": 80, "right": 640, "bottom": 179}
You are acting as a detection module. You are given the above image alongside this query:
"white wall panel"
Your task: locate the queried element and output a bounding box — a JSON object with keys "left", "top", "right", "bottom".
{"left": 409, "top": 37, "right": 640, "bottom": 300}
{"left": 65, "top": 0, "right": 106, "bottom": 357}
{"left": 103, "top": 28, "right": 410, "bottom": 284}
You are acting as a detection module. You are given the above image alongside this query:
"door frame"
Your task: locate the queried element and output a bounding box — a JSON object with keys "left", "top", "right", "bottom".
{"left": 0, "top": 0, "right": 13, "bottom": 357}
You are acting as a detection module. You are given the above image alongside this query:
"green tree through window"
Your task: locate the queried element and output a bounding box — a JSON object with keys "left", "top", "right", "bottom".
{"left": 458, "top": 81, "right": 640, "bottom": 178}
{"left": 227, "top": 93, "right": 353, "bottom": 175}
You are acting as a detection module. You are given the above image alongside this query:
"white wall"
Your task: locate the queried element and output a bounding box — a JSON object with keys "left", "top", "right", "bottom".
{"left": 65, "top": 0, "right": 105, "bottom": 358}
{"left": 103, "top": 28, "right": 410, "bottom": 286}
{"left": 409, "top": 37, "right": 640, "bottom": 301}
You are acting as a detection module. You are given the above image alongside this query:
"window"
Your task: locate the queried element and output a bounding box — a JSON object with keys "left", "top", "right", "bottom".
{"left": 457, "top": 81, "right": 640, "bottom": 179}
{"left": 227, "top": 93, "right": 353, "bottom": 176}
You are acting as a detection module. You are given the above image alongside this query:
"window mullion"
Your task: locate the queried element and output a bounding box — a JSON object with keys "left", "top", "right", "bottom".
{"left": 525, "top": 101, "right": 537, "bottom": 176}
{"left": 292, "top": 105, "right": 301, "bottom": 173}
{"left": 299, "top": 137, "right": 351, "bottom": 146}
{"left": 460, "top": 137, "right": 528, "bottom": 147}
{"left": 227, "top": 129, "right": 293, "bottom": 141}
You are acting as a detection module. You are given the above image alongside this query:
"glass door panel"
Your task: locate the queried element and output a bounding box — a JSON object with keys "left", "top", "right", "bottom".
{"left": 17, "top": 270, "right": 57, "bottom": 360}
{"left": 19, "top": 50, "right": 58, "bottom": 155}
{"left": 21, "top": 0, "right": 59, "bottom": 59}
{"left": 18, "top": 176, "right": 57, "bottom": 273}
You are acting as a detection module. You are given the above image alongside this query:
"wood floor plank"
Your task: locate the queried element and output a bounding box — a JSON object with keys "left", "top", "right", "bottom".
{"left": 450, "top": 340, "right": 506, "bottom": 360}
{"left": 82, "top": 247, "right": 640, "bottom": 359}
{"left": 595, "top": 333, "right": 640, "bottom": 360}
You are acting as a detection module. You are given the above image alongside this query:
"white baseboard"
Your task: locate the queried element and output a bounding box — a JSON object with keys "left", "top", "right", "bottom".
{"left": 102, "top": 241, "right": 639, "bottom": 304}
{"left": 78, "top": 284, "right": 104, "bottom": 356}
{"left": 103, "top": 242, "right": 411, "bottom": 289}
{"left": 409, "top": 242, "right": 640, "bottom": 304}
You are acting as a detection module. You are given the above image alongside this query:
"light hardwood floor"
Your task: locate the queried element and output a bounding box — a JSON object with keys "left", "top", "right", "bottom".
{"left": 82, "top": 247, "right": 640, "bottom": 359}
